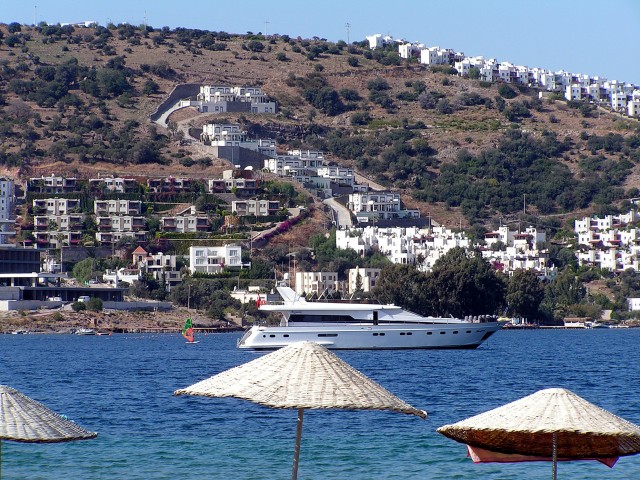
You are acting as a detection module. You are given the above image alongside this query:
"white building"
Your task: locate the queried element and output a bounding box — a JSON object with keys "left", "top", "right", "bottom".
{"left": 200, "top": 123, "right": 276, "bottom": 157}
{"left": 347, "top": 192, "right": 420, "bottom": 223}
{"left": 33, "top": 198, "right": 80, "bottom": 216}
{"left": 181, "top": 85, "right": 277, "bottom": 114}
{"left": 574, "top": 210, "right": 640, "bottom": 272}
{"left": 347, "top": 267, "right": 381, "bottom": 294}
{"left": 231, "top": 199, "right": 280, "bottom": 216}
{"left": 189, "top": 245, "right": 243, "bottom": 274}
{"left": 0, "top": 178, "right": 15, "bottom": 245}
{"left": 94, "top": 200, "right": 143, "bottom": 216}
{"left": 295, "top": 271, "right": 339, "bottom": 297}
{"left": 366, "top": 34, "right": 384, "bottom": 50}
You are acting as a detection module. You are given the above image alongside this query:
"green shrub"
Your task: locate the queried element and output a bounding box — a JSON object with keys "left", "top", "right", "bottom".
{"left": 71, "top": 302, "right": 87, "bottom": 312}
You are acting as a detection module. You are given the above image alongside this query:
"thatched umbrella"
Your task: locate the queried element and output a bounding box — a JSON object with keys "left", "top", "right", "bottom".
{"left": 438, "top": 387, "right": 640, "bottom": 479}
{"left": 175, "top": 341, "right": 426, "bottom": 480}
{"left": 0, "top": 385, "right": 97, "bottom": 478}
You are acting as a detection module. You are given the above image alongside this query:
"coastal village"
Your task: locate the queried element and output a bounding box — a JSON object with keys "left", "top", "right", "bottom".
{"left": 1, "top": 26, "right": 640, "bottom": 332}
{"left": 4, "top": 14, "right": 640, "bottom": 480}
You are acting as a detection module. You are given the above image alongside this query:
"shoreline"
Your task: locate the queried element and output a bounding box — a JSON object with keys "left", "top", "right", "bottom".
{"left": 0, "top": 307, "right": 244, "bottom": 335}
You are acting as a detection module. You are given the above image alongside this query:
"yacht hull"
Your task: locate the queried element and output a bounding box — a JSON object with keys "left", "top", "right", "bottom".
{"left": 237, "top": 322, "right": 500, "bottom": 350}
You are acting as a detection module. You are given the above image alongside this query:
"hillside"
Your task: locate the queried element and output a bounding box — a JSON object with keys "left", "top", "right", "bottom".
{"left": 1, "top": 23, "right": 640, "bottom": 237}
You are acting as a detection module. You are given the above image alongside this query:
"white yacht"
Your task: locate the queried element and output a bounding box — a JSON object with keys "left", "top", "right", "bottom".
{"left": 237, "top": 286, "right": 503, "bottom": 350}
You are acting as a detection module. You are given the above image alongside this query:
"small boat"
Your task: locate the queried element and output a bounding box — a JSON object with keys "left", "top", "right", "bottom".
{"left": 11, "top": 329, "right": 29, "bottom": 335}
{"left": 182, "top": 318, "right": 199, "bottom": 344}
{"left": 75, "top": 328, "right": 96, "bottom": 335}
{"left": 96, "top": 331, "right": 112, "bottom": 336}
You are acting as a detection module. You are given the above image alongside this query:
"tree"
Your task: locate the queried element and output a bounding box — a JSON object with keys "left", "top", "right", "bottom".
{"left": 371, "top": 264, "right": 429, "bottom": 315}
{"left": 86, "top": 297, "right": 103, "bottom": 312}
{"left": 142, "top": 79, "right": 160, "bottom": 95}
{"left": 506, "top": 269, "right": 545, "bottom": 320}
{"left": 498, "top": 84, "right": 518, "bottom": 99}
{"left": 246, "top": 40, "right": 264, "bottom": 52}
{"left": 426, "top": 247, "right": 505, "bottom": 317}
{"left": 468, "top": 67, "right": 480, "bottom": 80}
{"left": 347, "top": 56, "right": 359, "bottom": 67}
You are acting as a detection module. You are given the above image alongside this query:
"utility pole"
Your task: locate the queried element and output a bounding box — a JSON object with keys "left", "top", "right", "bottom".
{"left": 345, "top": 22, "right": 351, "bottom": 44}
{"left": 523, "top": 194, "right": 526, "bottom": 215}
{"left": 264, "top": 20, "right": 269, "bottom": 37}
{"left": 34, "top": 5, "right": 37, "bottom": 26}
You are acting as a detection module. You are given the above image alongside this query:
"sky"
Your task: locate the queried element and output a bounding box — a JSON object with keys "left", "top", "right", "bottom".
{"left": 3, "top": 0, "right": 640, "bottom": 85}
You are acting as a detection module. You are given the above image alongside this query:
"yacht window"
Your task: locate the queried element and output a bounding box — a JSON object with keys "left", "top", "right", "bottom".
{"left": 427, "top": 332, "right": 433, "bottom": 335}
{"left": 440, "top": 331, "right": 446, "bottom": 335}
{"left": 453, "top": 331, "right": 458, "bottom": 334}
{"left": 407, "top": 332, "right": 412, "bottom": 335}
{"left": 317, "top": 333, "right": 338, "bottom": 337}
{"left": 283, "top": 334, "right": 289, "bottom": 337}
{"left": 466, "top": 330, "right": 471, "bottom": 333}
{"left": 269, "top": 334, "right": 276, "bottom": 338}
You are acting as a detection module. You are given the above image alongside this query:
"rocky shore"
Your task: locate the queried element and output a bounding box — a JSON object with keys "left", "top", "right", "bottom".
{"left": 0, "top": 307, "right": 243, "bottom": 334}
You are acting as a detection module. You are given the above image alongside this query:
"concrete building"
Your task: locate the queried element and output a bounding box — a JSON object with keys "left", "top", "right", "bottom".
{"left": 180, "top": 85, "right": 277, "bottom": 114}
{"left": 295, "top": 271, "right": 339, "bottom": 297}
{"left": 347, "top": 266, "right": 381, "bottom": 294}
{"left": 189, "top": 245, "right": 243, "bottom": 274}
{"left": 231, "top": 199, "right": 280, "bottom": 216}
{"left": 347, "top": 192, "right": 420, "bottom": 223}
{"left": 0, "top": 178, "right": 15, "bottom": 245}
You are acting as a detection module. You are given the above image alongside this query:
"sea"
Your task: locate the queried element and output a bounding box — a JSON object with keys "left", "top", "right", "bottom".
{"left": 1, "top": 329, "right": 640, "bottom": 480}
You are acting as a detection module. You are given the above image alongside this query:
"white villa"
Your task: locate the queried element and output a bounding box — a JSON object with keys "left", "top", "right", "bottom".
{"left": 189, "top": 245, "right": 244, "bottom": 274}
{"left": 180, "top": 85, "right": 276, "bottom": 114}
{"left": 347, "top": 192, "right": 420, "bottom": 223}
{"left": 200, "top": 123, "right": 276, "bottom": 158}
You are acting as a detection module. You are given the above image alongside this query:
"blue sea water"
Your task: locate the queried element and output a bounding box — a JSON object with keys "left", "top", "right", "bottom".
{"left": 1, "top": 329, "right": 640, "bottom": 479}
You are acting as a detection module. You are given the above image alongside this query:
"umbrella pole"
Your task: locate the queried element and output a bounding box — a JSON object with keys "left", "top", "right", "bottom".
{"left": 292, "top": 408, "right": 304, "bottom": 480}
{"left": 552, "top": 432, "right": 557, "bottom": 480}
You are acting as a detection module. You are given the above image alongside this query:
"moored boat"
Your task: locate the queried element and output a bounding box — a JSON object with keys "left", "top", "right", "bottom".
{"left": 75, "top": 328, "right": 96, "bottom": 335}
{"left": 237, "top": 286, "right": 503, "bottom": 350}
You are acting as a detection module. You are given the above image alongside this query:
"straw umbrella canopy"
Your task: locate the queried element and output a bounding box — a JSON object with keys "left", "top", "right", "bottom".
{"left": 437, "top": 387, "right": 640, "bottom": 479}
{"left": 0, "top": 385, "right": 97, "bottom": 478}
{"left": 175, "top": 341, "right": 426, "bottom": 480}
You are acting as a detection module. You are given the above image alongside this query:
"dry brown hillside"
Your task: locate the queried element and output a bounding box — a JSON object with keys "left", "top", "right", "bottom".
{"left": 1, "top": 24, "right": 639, "bottom": 234}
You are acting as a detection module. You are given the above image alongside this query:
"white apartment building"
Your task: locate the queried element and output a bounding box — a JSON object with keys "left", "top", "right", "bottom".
{"left": 347, "top": 192, "right": 420, "bottom": 223}
{"left": 28, "top": 175, "right": 79, "bottom": 193}
{"left": 0, "top": 178, "right": 15, "bottom": 245}
{"left": 89, "top": 176, "right": 139, "bottom": 194}
{"left": 96, "top": 215, "right": 147, "bottom": 233}
{"left": 200, "top": 123, "right": 276, "bottom": 157}
{"left": 231, "top": 199, "right": 280, "bottom": 216}
{"left": 94, "top": 199, "right": 143, "bottom": 216}
{"left": 160, "top": 205, "right": 209, "bottom": 233}
{"left": 33, "top": 198, "right": 81, "bottom": 216}
{"left": 574, "top": 210, "right": 640, "bottom": 272}
{"left": 181, "top": 85, "right": 277, "bottom": 114}
{"left": 132, "top": 247, "right": 182, "bottom": 291}
{"left": 189, "top": 245, "right": 243, "bottom": 274}
{"left": 347, "top": 267, "right": 381, "bottom": 294}
{"left": 295, "top": 271, "right": 339, "bottom": 296}
{"left": 95, "top": 231, "right": 147, "bottom": 245}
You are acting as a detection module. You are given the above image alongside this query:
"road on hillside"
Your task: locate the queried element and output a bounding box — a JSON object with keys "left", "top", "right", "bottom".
{"left": 323, "top": 198, "right": 353, "bottom": 230}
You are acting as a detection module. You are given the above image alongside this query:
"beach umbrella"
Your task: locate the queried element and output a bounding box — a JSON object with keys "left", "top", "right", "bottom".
{"left": 437, "top": 387, "right": 640, "bottom": 479}
{"left": 175, "top": 341, "right": 426, "bottom": 480}
{"left": 0, "top": 385, "right": 97, "bottom": 478}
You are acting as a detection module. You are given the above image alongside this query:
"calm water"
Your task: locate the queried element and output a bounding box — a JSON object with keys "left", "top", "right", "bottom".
{"left": 1, "top": 329, "right": 640, "bottom": 479}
